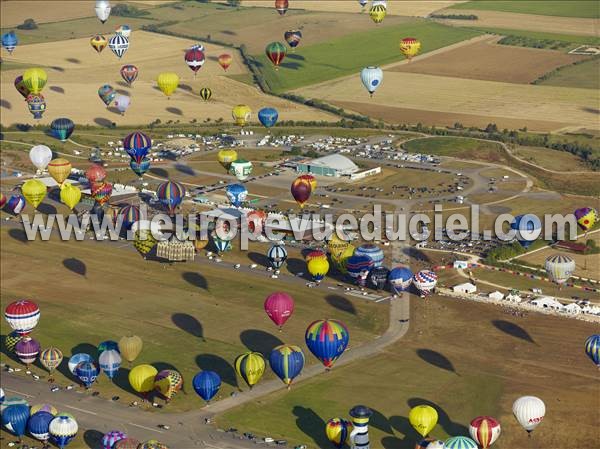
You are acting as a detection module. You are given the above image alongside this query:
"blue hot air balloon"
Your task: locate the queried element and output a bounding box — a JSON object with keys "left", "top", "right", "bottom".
{"left": 510, "top": 214, "right": 542, "bottom": 248}
{"left": 269, "top": 344, "right": 304, "bottom": 387}
{"left": 388, "top": 266, "right": 413, "bottom": 294}
{"left": 1, "top": 31, "right": 18, "bottom": 54}
{"left": 50, "top": 118, "right": 74, "bottom": 142}
{"left": 2, "top": 404, "right": 30, "bottom": 439}
{"left": 97, "top": 340, "right": 119, "bottom": 355}
{"left": 226, "top": 183, "right": 248, "bottom": 207}
{"left": 49, "top": 414, "right": 78, "bottom": 449}
{"left": 585, "top": 334, "right": 600, "bottom": 367}
{"left": 6, "top": 194, "right": 26, "bottom": 215}
{"left": 305, "top": 319, "right": 349, "bottom": 369}
{"left": 212, "top": 234, "right": 232, "bottom": 254}
{"left": 268, "top": 244, "right": 288, "bottom": 269}
{"left": 98, "top": 349, "right": 121, "bottom": 380}
{"left": 75, "top": 361, "right": 99, "bottom": 388}
{"left": 258, "top": 107, "right": 278, "bottom": 129}
{"left": 193, "top": 371, "right": 221, "bottom": 402}
{"left": 130, "top": 157, "right": 150, "bottom": 177}
{"left": 27, "top": 411, "right": 54, "bottom": 444}
{"left": 68, "top": 353, "right": 93, "bottom": 375}
{"left": 354, "top": 244, "right": 384, "bottom": 267}
{"left": 123, "top": 131, "right": 152, "bottom": 164}
{"left": 345, "top": 254, "right": 374, "bottom": 287}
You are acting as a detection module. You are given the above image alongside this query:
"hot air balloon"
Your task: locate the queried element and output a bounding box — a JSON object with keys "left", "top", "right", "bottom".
{"left": 409, "top": 405, "right": 438, "bottom": 437}
{"left": 199, "top": 87, "right": 212, "bottom": 101}
{"left": 50, "top": 118, "right": 74, "bottom": 142}
{"left": 68, "top": 353, "right": 93, "bottom": 375}
{"left": 510, "top": 214, "right": 542, "bottom": 248}
{"left": 0, "top": 387, "right": 4, "bottom": 404}
{"left": 95, "top": 0, "right": 111, "bottom": 23}
{"left": 235, "top": 352, "right": 266, "bottom": 389}
{"left": 328, "top": 233, "right": 352, "bottom": 259}
{"left": 297, "top": 174, "right": 317, "bottom": 192}
{"left": 129, "top": 364, "right": 158, "bottom": 396}
{"left": 269, "top": 344, "right": 304, "bottom": 387}
{"left": 226, "top": 183, "right": 248, "bottom": 207}
{"left": 14, "top": 75, "right": 30, "bottom": 98}
{"left": 284, "top": 30, "right": 302, "bottom": 50}
{"left": 218, "top": 53, "right": 233, "bottom": 71}
{"left": 544, "top": 254, "right": 575, "bottom": 285}
{"left": 130, "top": 158, "right": 150, "bottom": 177}
{"left": 275, "top": 0, "right": 288, "bottom": 15}
{"left": 264, "top": 292, "right": 294, "bottom": 329}
{"left": 388, "top": 266, "right": 413, "bottom": 294}
{"left": 123, "top": 131, "right": 151, "bottom": 164}
{"left": 49, "top": 414, "right": 78, "bottom": 449}
{"left": 28, "top": 411, "right": 54, "bottom": 445}
{"left": 3, "top": 332, "right": 22, "bottom": 355}
{"left": 76, "top": 360, "right": 99, "bottom": 388}
{"left": 291, "top": 176, "right": 312, "bottom": 208}
{"left": 23, "top": 67, "right": 47, "bottom": 94}
{"left": 361, "top": 66, "right": 383, "bottom": 96}
{"left": 258, "top": 107, "right": 279, "bottom": 129}
{"left": 247, "top": 209, "right": 267, "bottom": 234}
{"left": 118, "top": 335, "right": 143, "bottom": 364}
{"left": 267, "top": 244, "right": 288, "bottom": 269}
{"left": 305, "top": 249, "right": 327, "bottom": 263}
{"left": 218, "top": 149, "right": 238, "bottom": 172}
{"left": 4, "top": 299, "right": 40, "bottom": 336}
{"left": 109, "top": 34, "right": 129, "bottom": 59}
{"left": 118, "top": 205, "right": 140, "bottom": 230}
{"left": 0, "top": 193, "right": 6, "bottom": 209}
{"left": 15, "top": 336, "right": 41, "bottom": 366}
{"left": 91, "top": 34, "right": 108, "bottom": 54}
{"left": 413, "top": 270, "right": 438, "bottom": 297}
{"left": 265, "top": 41, "right": 287, "bottom": 70}
{"left": 1, "top": 31, "right": 18, "bottom": 54}
{"left": 325, "top": 418, "right": 353, "bottom": 449}
{"left": 193, "top": 371, "right": 221, "bottom": 403}
{"left": 114, "top": 94, "right": 131, "bottom": 115}
{"left": 99, "top": 349, "right": 121, "bottom": 380}
{"left": 26, "top": 94, "right": 46, "bottom": 119}
{"left": 154, "top": 370, "right": 183, "bottom": 402}
{"left": 346, "top": 254, "right": 374, "bottom": 287}
{"left": 184, "top": 47, "right": 205, "bottom": 75}
{"left": 308, "top": 257, "right": 329, "bottom": 282}
{"left": 30, "top": 404, "right": 57, "bottom": 416}
{"left": 85, "top": 164, "right": 106, "bottom": 184}
{"left": 134, "top": 228, "right": 158, "bottom": 256}
{"left": 369, "top": 1, "right": 387, "bottom": 23}
{"left": 114, "top": 438, "right": 140, "bottom": 449}
{"left": 416, "top": 439, "right": 445, "bottom": 449}
{"left": 40, "top": 347, "right": 63, "bottom": 379}
{"left": 355, "top": 243, "right": 384, "bottom": 267}
{"left": 585, "top": 334, "right": 600, "bottom": 367}
{"left": 445, "top": 436, "right": 478, "bottom": 449}
{"left": 98, "top": 84, "right": 116, "bottom": 107}
{"left": 91, "top": 181, "right": 113, "bottom": 206}
{"left": 469, "top": 416, "right": 501, "bottom": 449}
{"left": 120, "top": 64, "right": 138, "bottom": 86}
{"left": 2, "top": 404, "right": 29, "bottom": 441}
{"left": 98, "top": 340, "right": 119, "bottom": 355}
{"left": 29, "top": 145, "right": 52, "bottom": 172}
{"left": 358, "top": 0, "right": 368, "bottom": 10}
{"left": 0, "top": 397, "right": 28, "bottom": 414}
{"left": 574, "top": 207, "right": 597, "bottom": 234}
{"left": 400, "top": 37, "right": 421, "bottom": 61}
{"left": 102, "top": 431, "right": 127, "bottom": 449}
{"left": 229, "top": 158, "right": 253, "bottom": 181}
{"left": 138, "top": 440, "right": 168, "bottom": 449}
{"left": 305, "top": 319, "right": 349, "bottom": 369}
{"left": 115, "top": 24, "right": 131, "bottom": 38}
{"left": 369, "top": 266, "right": 389, "bottom": 290}
{"left": 48, "top": 158, "right": 72, "bottom": 186}
{"left": 512, "top": 396, "right": 545, "bottom": 433}
{"left": 156, "top": 180, "right": 185, "bottom": 215}
{"left": 157, "top": 72, "right": 179, "bottom": 98}
{"left": 232, "top": 104, "right": 251, "bottom": 127}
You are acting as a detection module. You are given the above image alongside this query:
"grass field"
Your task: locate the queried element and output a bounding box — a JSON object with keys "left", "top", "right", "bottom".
{"left": 473, "top": 27, "right": 600, "bottom": 47}
{"left": 403, "top": 137, "right": 505, "bottom": 160}
{"left": 450, "top": 1, "right": 600, "bottom": 18}
{"left": 218, "top": 294, "right": 600, "bottom": 448}
{"left": 536, "top": 58, "right": 600, "bottom": 90}
{"left": 512, "top": 146, "right": 592, "bottom": 172}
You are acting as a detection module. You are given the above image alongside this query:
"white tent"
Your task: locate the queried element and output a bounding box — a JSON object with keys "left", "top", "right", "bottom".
{"left": 488, "top": 291, "right": 504, "bottom": 301}
{"left": 453, "top": 282, "right": 477, "bottom": 294}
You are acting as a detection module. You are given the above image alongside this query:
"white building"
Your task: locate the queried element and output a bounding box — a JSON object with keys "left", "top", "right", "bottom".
{"left": 506, "top": 293, "right": 523, "bottom": 303}
{"left": 453, "top": 260, "right": 469, "bottom": 269}
{"left": 488, "top": 291, "right": 504, "bottom": 301}
{"left": 453, "top": 282, "right": 477, "bottom": 294}
{"left": 562, "top": 303, "right": 581, "bottom": 315}
{"left": 530, "top": 296, "right": 563, "bottom": 310}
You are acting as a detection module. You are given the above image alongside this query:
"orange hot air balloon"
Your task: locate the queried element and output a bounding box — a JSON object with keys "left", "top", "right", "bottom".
{"left": 48, "top": 158, "right": 72, "bottom": 186}
{"left": 218, "top": 54, "right": 233, "bottom": 72}
{"left": 275, "top": 0, "right": 289, "bottom": 15}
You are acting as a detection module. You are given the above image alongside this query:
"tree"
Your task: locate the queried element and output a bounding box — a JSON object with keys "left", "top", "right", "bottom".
{"left": 227, "top": 0, "right": 241, "bottom": 6}
{"left": 17, "top": 18, "right": 37, "bottom": 30}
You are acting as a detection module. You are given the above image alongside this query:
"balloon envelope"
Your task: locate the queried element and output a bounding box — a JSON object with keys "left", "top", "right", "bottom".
{"left": 234, "top": 352, "right": 265, "bottom": 388}
{"left": 68, "top": 353, "right": 93, "bottom": 375}
{"left": 305, "top": 319, "right": 349, "bottom": 369}
{"left": 325, "top": 418, "right": 352, "bottom": 449}
{"left": 29, "top": 145, "right": 52, "bottom": 171}
{"left": 192, "top": 371, "right": 221, "bottom": 402}
{"left": 269, "top": 344, "right": 304, "bottom": 386}
{"left": 512, "top": 396, "right": 545, "bottom": 432}
{"left": 50, "top": 118, "right": 74, "bottom": 142}
{"left": 2, "top": 404, "right": 30, "bottom": 437}
{"left": 264, "top": 292, "right": 294, "bottom": 328}
{"left": 267, "top": 244, "right": 288, "bottom": 269}
{"left": 28, "top": 411, "right": 54, "bottom": 442}
{"left": 129, "top": 364, "right": 158, "bottom": 393}
{"left": 510, "top": 214, "right": 542, "bottom": 248}
{"left": 409, "top": 405, "right": 438, "bottom": 437}
{"left": 22, "top": 179, "right": 47, "bottom": 209}
{"left": 585, "top": 334, "right": 600, "bottom": 367}
{"left": 469, "top": 416, "right": 501, "bottom": 449}
{"left": 4, "top": 299, "right": 40, "bottom": 336}
{"left": 361, "top": 66, "right": 383, "bottom": 95}
{"left": 258, "top": 107, "right": 279, "bottom": 128}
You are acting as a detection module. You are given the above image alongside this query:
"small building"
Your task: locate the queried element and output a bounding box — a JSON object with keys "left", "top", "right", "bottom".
{"left": 488, "top": 291, "right": 504, "bottom": 301}
{"left": 453, "top": 282, "right": 477, "bottom": 294}
{"left": 563, "top": 303, "right": 582, "bottom": 315}
{"left": 296, "top": 153, "right": 359, "bottom": 177}
{"left": 530, "top": 296, "right": 563, "bottom": 310}
{"left": 453, "top": 260, "right": 469, "bottom": 269}
{"left": 506, "top": 293, "right": 522, "bottom": 303}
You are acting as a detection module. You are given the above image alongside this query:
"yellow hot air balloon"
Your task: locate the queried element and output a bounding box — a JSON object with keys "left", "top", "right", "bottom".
{"left": 60, "top": 183, "right": 81, "bottom": 210}
{"left": 328, "top": 233, "right": 353, "bottom": 260}
{"left": 134, "top": 230, "right": 158, "bottom": 256}
{"left": 157, "top": 72, "right": 179, "bottom": 98}
{"left": 23, "top": 68, "right": 48, "bottom": 94}
{"left": 307, "top": 257, "right": 329, "bottom": 282}
{"left": 118, "top": 335, "right": 143, "bottom": 364}
{"left": 333, "top": 244, "right": 355, "bottom": 275}
{"left": 48, "top": 158, "right": 72, "bottom": 186}
{"left": 409, "top": 405, "right": 438, "bottom": 437}
{"left": 232, "top": 104, "right": 251, "bottom": 127}
{"left": 217, "top": 149, "right": 238, "bottom": 172}
{"left": 129, "top": 364, "right": 158, "bottom": 394}
{"left": 399, "top": 37, "right": 421, "bottom": 61}
{"left": 369, "top": 3, "right": 387, "bottom": 24}
{"left": 22, "top": 179, "right": 47, "bottom": 209}
{"left": 234, "top": 352, "right": 265, "bottom": 389}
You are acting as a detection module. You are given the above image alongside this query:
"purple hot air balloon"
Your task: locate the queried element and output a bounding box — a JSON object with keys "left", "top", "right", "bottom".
{"left": 102, "top": 430, "right": 127, "bottom": 449}
{"left": 14, "top": 336, "right": 41, "bottom": 366}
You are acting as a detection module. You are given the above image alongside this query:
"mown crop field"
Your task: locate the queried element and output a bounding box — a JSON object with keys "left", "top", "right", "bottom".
{"left": 450, "top": 1, "right": 600, "bottom": 18}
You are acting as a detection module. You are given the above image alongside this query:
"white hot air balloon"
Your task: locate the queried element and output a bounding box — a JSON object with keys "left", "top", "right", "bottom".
{"left": 95, "top": 0, "right": 111, "bottom": 24}
{"left": 360, "top": 66, "right": 383, "bottom": 97}
{"left": 29, "top": 145, "right": 53, "bottom": 172}
{"left": 109, "top": 34, "right": 129, "bottom": 59}
{"left": 114, "top": 94, "right": 131, "bottom": 115}
{"left": 512, "top": 396, "right": 545, "bottom": 433}
{"left": 544, "top": 254, "right": 576, "bottom": 286}
{"left": 49, "top": 415, "right": 78, "bottom": 448}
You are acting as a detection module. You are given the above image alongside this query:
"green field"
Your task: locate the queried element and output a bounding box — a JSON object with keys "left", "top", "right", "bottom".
{"left": 403, "top": 137, "right": 505, "bottom": 161}
{"left": 474, "top": 27, "right": 600, "bottom": 48}
{"left": 535, "top": 58, "right": 600, "bottom": 90}
{"left": 512, "top": 146, "right": 592, "bottom": 171}
{"left": 451, "top": 1, "right": 600, "bottom": 18}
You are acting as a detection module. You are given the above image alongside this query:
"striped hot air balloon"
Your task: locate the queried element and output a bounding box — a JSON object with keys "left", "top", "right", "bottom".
{"left": 268, "top": 244, "right": 288, "bottom": 269}
{"left": 355, "top": 244, "right": 384, "bottom": 267}
{"left": 585, "top": 334, "right": 600, "bottom": 367}
{"left": 305, "top": 319, "right": 349, "bottom": 369}
{"left": 130, "top": 158, "right": 150, "bottom": 177}
{"left": 269, "top": 344, "right": 304, "bottom": 387}
{"left": 30, "top": 404, "right": 58, "bottom": 416}
{"left": 49, "top": 414, "right": 78, "bottom": 449}
{"left": 544, "top": 254, "right": 576, "bottom": 285}
{"left": 119, "top": 205, "right": 141, "bottom": 230}
{"left": 39, "top": 347, "right": 64, "bottom": 376}
{"left": 369, "top": 1, "right": 387, "bottom": 23}
{"left": 15, "top": 337, "right": 41, "bottom": 366}
{"left": 199, "top": 87, "right": 212, "bottom": 101}
{"left": 156, "top": 181, "right": 186, "bottom": 215}
{"left": 109, "top": 34, "right": 129, "bottom": 59}
{"left": 99, "top": 349, "right": 121, "bottom": 380}
{"left": 50, "top": 118, "right": 74, "bottom": 142}
{"left": 444, "top": 436, "right": 478, "bottom": 449}
{"left": 469, "top": 416, "right": 501, "bottom": 449}
{"left": 5, "top": 299, "right": 40, "bottom": 336}
{"left": 123, "top": 131, "right": 151, "bottom": 164}
{"left": 23, "top": 68, "right": 47, "bottom": 94}
{"left": 90, "top": 35, "right": 108, "bottom": 54}
{"left": 265, "top": 41, "right": 287, "bottom": 70}
{"left": 325, "top": 418, "right": 352, "bottom": 449}
{"left": 413, "top": 270, "right": 438, "bottom": 297}
{"left": 399, "top": 37, "right": 421, "bottom": 61}
{"left": 235, "top": 352, "right": 266, "bottom": 389}
{"left": 184, "top": 47, "right": 205, "bottom": 75}
{"left": 284, "top": 30, "right": 302, "bottom": 50}
{"left": 345, "top": 254, "right": 374, "bottom": 287}
{"left": 120, "top": 64, "right": 139, "bottom": 86}
{"left": 388, "top": 266, "right": 413, "bottom": 294}
{"left": 102, "top": 431, "right": 127, "bottom": 449}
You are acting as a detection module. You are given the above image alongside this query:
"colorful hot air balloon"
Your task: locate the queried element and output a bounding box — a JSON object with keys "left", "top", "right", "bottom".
{"left": 99, "top": 349, "right": 121, "bottom": 380}
{"left": 85, "top": 164, "right": 107, "bottom": 184}
{"left": 413, "top": 270, "right": 438, "bottom": 297}
{"left": 409, "top": 405, "right": 438, "bottom": 437}
{"left": 123, "top": 131, "right": 151, "bottom": 164}
{"left": 226, "top": 183, "right": 248, "bottom": 207}
{"left": 328, "top": 233, "right": 352, "bottom": 259}
{"left": 115, "top": 24, "right": 131, "bottom": 38}
{"left": 91, "top": 34, "right": 108, "bottom": 54}
{"left": 26, "top": 94, "right": 46, "bottom": 119}
{"left": 95, "top": 0, "right": 112, "bottom": 23}
{"left": 417, "top": 440, "right": 445, "bottom": 449}
{"left": 98, "top": 84, "right": 116, "bottom": 107}
{"left": 134, "top": 229, "right": 158, "bottom": 256}
{"left": 305, "top": 319, "right": 349, "bottom": 369}
{"left": 235, "top": 352, "right": 266, "bottom": 389}
{"left": 284, "top": 30, "right": 302, "bottom": 50}
{"left": 76, "top": 360, "right": 99, "bottom": 388}
{"left": 269, "top": 344, "right": 304, "bottom": 387}
{"left": 48, "top": 158, "right": 72, "bottom": 186}
{"left": 68, "top": 353, "right": 93, "bottom": 375}
{"left": 218, "top": 53, "right": 233, "bottom": 71}
{"left": 199, "top": 87, "right": 212, "bottom": 101}
{"left": 4, "top": 299, "right": 40, "bottom": 336}
{"left": 28, "top": 411, "right": 54, "bottom": 444}
{"left": 49, "top": 414, "right": 78, "bottom": 449}
{"left": 388, "top": 266, "right": 413, "bottom": 294}
{"left": 400, "top": 37, "right": 421, "bottom": 61}
{"left": 258, "top": 107, "right": 279, "bottom": 129}
{"left": 369, "top": 1, "right": 387, "bottom": 23}
{"left": 361, "top": 66, "right": 383, "bottom": 96}
{"left": 15, "top": 336, "right": 41, "bottom": 366}
{"left": 291, "top": 176, "right": 312, "bottom": 208}
{"left": 1, "top": 31, "right": 19, "bottom": 54}
{"left": 268, "top": 244, "right": 288, "bottom": 269}
{"left": 40, "top": 347, "right": 64, "bottom": 377}
{"left": 247, "top": 209, "right": 267, "bottom": 234}
{"left": 469, "top": 416, "right": 501, "bottom": 449}
{"left": 184, "top": 47, "right": 205, "bottom": 75}
{"left": 109, "top": 34, "right": 129, "bottom": 59}
{"left": 265, "top": 41, "right": 287, "bottom": 70}
{"left": 445, "top": 436, "right": 478, "bottom": 449}
{"left": 120, "top": 64, "right": 139, "bottom": 86}
{"left": 91, "top": 181, "right": 113, "bottom": 206}
{"left": 229, "top": 158, "right": 253, "bottom": 181}
{"left": 114, "top": 94, "right": 131, "bottom": 115}
{"left": 2, "top": 404, "right": 29, "bottom": 441}
{"left": 0, "top": 193, "right": 6, "bottom": 209}
{"left": 510, "top": 214, "right": 542, "bottom": 248}
{"left": 118, "top": 335, "right": 143, "bottom": 364}
{"left": 232, "top": 104, "right": 251, "bottom": 127}
{"left": 212, "top": 233, "right": 232, "bottom": 254}
{"left": 305, "top": 249, "right": 327, "bottom": 263}
{"left": 23, "top": 68, "right": 47, "bottom": 94}
{"left": 544, "top": 254, "right": 575, "bottom": 285}
{"left": 355, "top": 244, "right": 384, "bottom": 267}
{"left": 14, "top": 75, "right": 30, "bottom": 98}
{"left": 512, "top": 396, "right": 545, "bottom": 433}
{"left": 156, "top": 181, "right": 185, "bottom": 215}
{"left": 102, "top": 431, "right": 127, "bottom": 449}
{"left": 325, "top": 418, "right": 353, "bottom": 449}
{"left": 154, "top": 370, "right": 183, "bottom": 401}
{"left": 193, "top": 371, "right": 221, "bottom": 403}
{"left": 50, "top": 118, "right": 74, "bottom": 142}
{"left": 218, "top": 149, "right": 238, "bottom": 171}
{"left": 369, "top": 266, "right": 389, "bottom": 290}
{"left": 157, "top": 72, "right": 179, "bottom": 98}
{"left": 585, "top": 334, "right": 600, "bottom": 367}
{"left": 119, "top": 205, "right": 141, "bottom": 230}
{"left": 129, "top": 364, "right": 158, "bottom": 394}
{"left": 275, "top": 0, "right": 288, "bottom": 15}
{"left": 574, "top": 207, "right": 597, "bottom": 234}
{"left": 264, "top": 292, "right": 294, "bottom": 329}
{"left": 308, "top": 257, "right": 329, "bottom": 282}
{"left": 130, "top": 158, "right": 150, "bottom": 177}
{"left": 346, "top": 254, "right": 374, "bottom": 287}
{"left": 29, "top": 145, "right": 52, "bottom": 172}
{"left": 297, "top": 174, "right": 316, "bottom": 192}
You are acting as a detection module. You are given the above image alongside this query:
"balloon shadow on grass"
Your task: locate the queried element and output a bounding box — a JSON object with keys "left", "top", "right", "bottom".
{"left": 182, "top": 272, "right": 208, "bottom": 290}
{"left": 117, "top": 81, "right": 130, "bottom": 88}
{"left": 94, "top": 117, "right": 115, "bottom": 128}
{"left": 179, "top": 83, "right": 193, "bottom": 92}
{"left": 407, "top": 398, "right": 469, "bottom": 437}
{"left": 293, "top": 406, "right": 329, "bottom": 447}
{"left": 220, "top": 30, "right": 236, "bottom": 36}
{"left": 71, "top": 343, "right": 98, "bottom": 358}
{"left": 172, "top": 313, "right": 205, "bottom": 341}
{"left": 248, "top": 251, "right": 269, "bottom": 268}
{"left": 279, "top": 62, "right": 302, "bottom": 70}
{"left": 416, "top": 349, "right": 457, "bottom": 375}
{"left": 382, "top": 435, "right": 414, "bottom": 449}
{"left": 65, "top": 57, "right": 81, "bottom": 64}
{"left": 285, "top": 257, "right": 305, "bottom": 275}
{"left": 492, "top": 320, "right": 535, "bottom": 344}
{"left": 166, "top": 107, "right": 183, "bottom": 116}
{"left": 49, "top": 86, "right": 65, "bottom": 94}
{"left": 113, "top": 367, "right": 139, "bottom": 396}
{"left": 149, "top": 167, "right": 169, "bottom": 178}
{"left": 63, "top": 257, "right": 86, "bottom": 277}
{"left": 387, "top": 413, "right": 419, "bottom": 446}
{"left": 37, "top": 203, "right": 57, "bottom": 215}
{"left": 370, "top": 407, "right": 394, "bottom": 434}
{"left": 286, "top": 53, "right": 305, "bottom": 61}
{"left": 239, "top": 329, "right": 283, "bottom": 356}
{"left": 49, "top": 66, "right": 65, "bottom": 72}
{"left": 196, "top": 354, "right": 238, "bottom": 388}
{"left": 0, "top": 99, "right": 11, "bottom": 110}
{"left": 8, "top": 228, "right": 29, "bottom": 244}
{"left": 174, "top": 163, "right": 195, "bottom": 176}
{"left": 325, "top": 295, "right": 356, "bottom": 315}
{"left": 83, "top": 429, "right": 104, "bottom": 449}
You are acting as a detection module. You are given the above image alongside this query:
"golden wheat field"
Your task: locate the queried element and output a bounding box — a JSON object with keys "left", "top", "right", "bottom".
{"left": 0, "top": 31, "right": 335, "bottom": 126}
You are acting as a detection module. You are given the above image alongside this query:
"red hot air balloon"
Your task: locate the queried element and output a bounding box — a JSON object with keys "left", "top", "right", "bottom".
{"left": 5, "top": 300, "right": 40, "bottom": 336}
{"left": 291, "top": 177, "right": 312, "bottom": 208}
{"left": 264, "top": 292, "right": 294, "bottom": 330}
{"left": 85, "top": 164, "right": 107, "bottom": 184}
{"left": 184, "top": 48, "right": 205, "bottom": 76}
{"left": 218, "top": 54, "right": 232, "bottom": 71}
{"left": 247, "top": 210, "right": 267, "bottom": 235}
{"left": 275, "top": 0, "right": 289, "bottom": 15}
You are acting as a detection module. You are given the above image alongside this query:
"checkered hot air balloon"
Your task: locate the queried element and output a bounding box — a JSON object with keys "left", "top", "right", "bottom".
{"left": 154, "top": 369, "right": 183, "bottom": 401}
{"left": 102, "top": 430, "right": 127, "bottom": 449}
{"left": 15, "top": 337, "right": 41, "bottom": 366}
{"left": 413, "top": 270, "right": 438, "bottom": 297}
{"left": 5, "top": 300, "right": 40, "bottom": 336}
{"left": 184, "top": 47, "right": 205, "bottom": 75}
{"left": 123, "top": 131, "right": 151, "bottom": 164}
{"left": 305, "top": 319, "right": 349, "bottom": 369}
{"left": 109, "top": 34, "right": 129, "bottom": 59}
{"left": 156, "top": 181, "right": 186, "bottom": 215}
{"left": 469, "top": 416, "right": 501, "bottom": 449}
